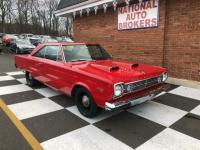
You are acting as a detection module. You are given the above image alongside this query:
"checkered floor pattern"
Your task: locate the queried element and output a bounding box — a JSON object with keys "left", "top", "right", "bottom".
{"left": 0, "top": 71, "right": 200, "bottom": 150}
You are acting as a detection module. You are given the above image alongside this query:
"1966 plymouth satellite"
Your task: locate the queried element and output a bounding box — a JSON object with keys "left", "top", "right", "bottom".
{"left": 15, "top": 42, "right": 168, "bottom": 118}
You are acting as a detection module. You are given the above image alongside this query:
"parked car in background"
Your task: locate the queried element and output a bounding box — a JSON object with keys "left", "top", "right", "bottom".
{"left": 61, "top": 36, "right": 73, "bottom": 42}
{"left": 13, "top": 34, "right": 19, "bottom": 37}
{"left": 51, "top": 36, "right": 73, "bottom": 42}
{"left": 29, "top": 37, "right": 41, "bottom": 46}
{"left": 39, "top": 35, "right": 51, "bottom": 39}
{"left": 2, "top": 34, "right": 18, "bottom": 46}
{"left": 15, "top": 42, "right": 168, "bottom": 118}
{"left": 33, "top": 35, "right": 41, "bottom": 38}
{"left": 38, "top": 35, "right": 57, "bottom": 43}
{"left": 20, "top": 34, "right": 34, "bottom": 39}
{"left": 51, "top": 36, "right": 62, "bottom": 42}
{"left": 40, "top": 38, "right": 58, "bottom": 43}
{"left": 0, "top": 33, "right": 4, "bottom": 53}
{"left": 10, "top": 39, "right": 35, "bottom": 54}
{"left": 0, "top": 33, "right": 5, "bottom": 39}
{"left": 0, "top": 38, "right": 3, "bottom": 53}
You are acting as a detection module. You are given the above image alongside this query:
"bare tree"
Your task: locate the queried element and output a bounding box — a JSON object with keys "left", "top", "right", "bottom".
{"left": 0, "top": 0, "right": 66, "bottom": 35}
{"left": 16, "top": 0, "right": 32, "bottom": 32}
{"left": 0, "top": 0, "right": 12, "bottom": 32}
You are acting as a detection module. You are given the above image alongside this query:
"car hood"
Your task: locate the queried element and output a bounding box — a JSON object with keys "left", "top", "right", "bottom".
{"left": 68, "top": 60, "right": 167, "bottom": 84}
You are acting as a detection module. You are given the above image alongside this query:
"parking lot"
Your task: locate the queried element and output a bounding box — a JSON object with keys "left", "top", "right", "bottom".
{"left": 0, "top": 50, "right": 200, "bottom": 150}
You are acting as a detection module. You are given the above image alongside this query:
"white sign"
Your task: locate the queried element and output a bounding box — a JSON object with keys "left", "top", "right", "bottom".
{"left": 118, "top": 0, "right": 159, "bottom": 30}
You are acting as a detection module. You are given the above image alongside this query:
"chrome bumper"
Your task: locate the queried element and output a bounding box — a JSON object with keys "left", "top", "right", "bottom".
{"left": 105, "top": 86, "right": 166, "bottom": 111}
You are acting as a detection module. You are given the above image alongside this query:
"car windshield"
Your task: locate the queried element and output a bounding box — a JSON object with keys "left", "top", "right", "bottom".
{"left": 17, "top": 39, "right": 31, "bottom": 45}
{"left": 63, "top": 44, "right": 112, "bottom": 62}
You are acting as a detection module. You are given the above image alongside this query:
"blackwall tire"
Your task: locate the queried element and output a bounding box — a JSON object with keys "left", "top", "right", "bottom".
{"left": 74, "top": 87, "right": 101, "bottom": 118}
{"left": 25, "top": 71, "right": 37, "bottom": 87}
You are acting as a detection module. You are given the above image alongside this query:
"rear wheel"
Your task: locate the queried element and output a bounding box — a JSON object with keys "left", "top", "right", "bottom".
{"left": 25, "top": 71, "right": 38, "bottom": 87}
{"left": 74, "top": 87, "right": 101, "bottom": 118}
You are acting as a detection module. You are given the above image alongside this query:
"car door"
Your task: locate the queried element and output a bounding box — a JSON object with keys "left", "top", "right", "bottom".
{"left": 29, "top": 46, "right": 47, "bottom": 83}
{"left": 42, "top": 45, "right": 65, "bottom": 90}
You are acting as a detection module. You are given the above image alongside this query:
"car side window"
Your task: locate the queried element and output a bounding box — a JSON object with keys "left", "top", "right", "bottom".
{"left": 34, "top": 47, "right": 46, "bottom": 58}
{"left": 45, "top": 46, "right": 62, "bottom": 61}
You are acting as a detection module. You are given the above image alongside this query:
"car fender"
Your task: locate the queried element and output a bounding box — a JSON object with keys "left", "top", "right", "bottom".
{"left": 70, "top": 80, "right": 114, "bottom": 108}
{"left": 71, "top": 81, "right": 106, "bottom": 104}
{"left": 71, "top": 82, "right": 92, "bottom": 96}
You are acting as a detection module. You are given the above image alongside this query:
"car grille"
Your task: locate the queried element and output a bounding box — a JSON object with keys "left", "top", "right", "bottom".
{"left": 124, "top": 76, "right": 163, "bottom": 93}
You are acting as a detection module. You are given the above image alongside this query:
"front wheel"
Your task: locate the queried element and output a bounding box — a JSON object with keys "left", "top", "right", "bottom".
{"left": 25, "top": 71, "right": 38, "bottom": 87}
{"left": 74, "top": 87, "right": 101, "bottom": 118}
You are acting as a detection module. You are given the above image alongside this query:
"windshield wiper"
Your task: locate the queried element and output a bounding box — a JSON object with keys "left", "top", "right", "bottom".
{"left": 70, "top": 59, "right": 92, "bottom": 62}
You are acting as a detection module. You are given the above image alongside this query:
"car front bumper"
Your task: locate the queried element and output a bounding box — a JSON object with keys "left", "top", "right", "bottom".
{"left": 105, "top": 84, "right": 168, "bottom": 111}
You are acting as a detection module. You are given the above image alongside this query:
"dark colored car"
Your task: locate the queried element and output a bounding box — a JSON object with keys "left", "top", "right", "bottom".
{"left": 11, "top": 39, "right": 35, "bottom": 54}
{"left": 0, "top": 33, "right": 5, "bottom": 39}
{"left": 0, "top": 33, "right": 4, "bottom": 53}
{"left": 29, "top": 38, "right": 41, "bottom": 46}
{"left": 0, "top": 38, "right": 3, "bottom": 53}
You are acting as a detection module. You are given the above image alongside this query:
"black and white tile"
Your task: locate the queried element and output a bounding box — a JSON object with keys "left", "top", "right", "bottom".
{"left": 136, "top": 128, "right": 200, "bottom": 150}
{"left": 128, "top": 101, "right": 187, "bottom": 127}
{"left": 0, "top": 71, "right": 200, "bottom": 150}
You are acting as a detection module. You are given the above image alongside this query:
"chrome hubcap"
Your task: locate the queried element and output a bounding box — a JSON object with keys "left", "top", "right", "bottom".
{"left": 82, "top": 95, "right": 90, "bottom": 108}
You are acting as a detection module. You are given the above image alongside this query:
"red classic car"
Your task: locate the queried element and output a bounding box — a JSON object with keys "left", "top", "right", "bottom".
{"left": 15, "top": 42, "right": 168, "bottom": 117}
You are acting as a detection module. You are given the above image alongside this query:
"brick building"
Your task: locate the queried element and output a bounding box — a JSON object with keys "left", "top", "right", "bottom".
{"left": 55, "top": 0, "right": 200, "bottom": 82}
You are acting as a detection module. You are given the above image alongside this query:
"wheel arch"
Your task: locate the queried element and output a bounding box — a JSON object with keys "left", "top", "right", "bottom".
{"left": 71, "top": 83, "right": 91, "bottom": 98}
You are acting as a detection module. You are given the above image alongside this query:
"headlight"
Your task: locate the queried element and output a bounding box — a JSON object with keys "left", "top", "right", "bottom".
{"left": 162, "top": 73, "right": 168, "bottom": 82}
{"left": 114, "top": 83, "right": 124, "bottom": 98}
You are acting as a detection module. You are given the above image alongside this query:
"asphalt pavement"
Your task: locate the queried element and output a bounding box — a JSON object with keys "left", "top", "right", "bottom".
{"left": 0, "top": 108, "right": 32, "bottom": 150}
{"left": 0, "top": 47, "right": 19, "bottom": 73}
